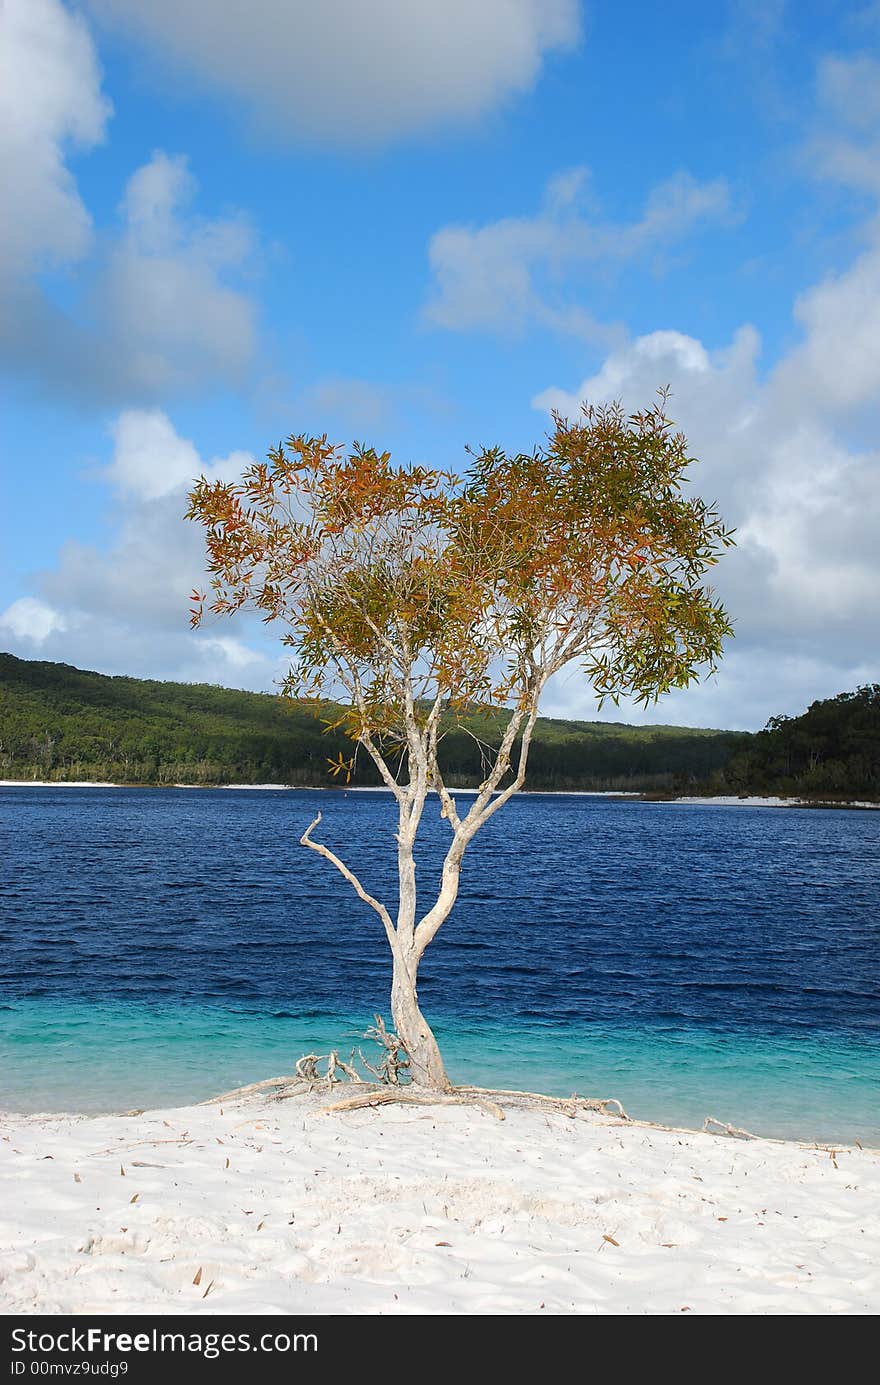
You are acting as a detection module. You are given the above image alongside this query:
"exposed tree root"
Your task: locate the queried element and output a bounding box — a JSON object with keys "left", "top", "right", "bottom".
{"left": 197, "top": 1030, "right": 773, "bottom": 1143}
{"left": 193, "top": 1069, "right": 854, "bottom": 1151}
{"left": 456, "top": 1085, "right": 629, "bottom": 1120}
{"left": 199, "top": 1073, "right": 303, "bottom": 1105}
{"left": 313, "top": 1087, "right": 507, "bottom": 1120}
{"left": 201, "top": 1020, "right": 632, "bottom": 1121}
{"left": 360, "top": 1015, "right": 411, "bottom": 1085}
{"left": 202, "top": 1072, "right": 628, "bottom": 1124}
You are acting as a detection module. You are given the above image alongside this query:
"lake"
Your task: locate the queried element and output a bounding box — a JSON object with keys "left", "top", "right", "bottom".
{"left": 1, "top": 786, "right": 878, "bottom": 1143}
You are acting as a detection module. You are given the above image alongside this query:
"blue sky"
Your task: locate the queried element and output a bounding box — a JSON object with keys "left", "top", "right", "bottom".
{"left": 2, "top": 1, "right": 879, "bottom": 730}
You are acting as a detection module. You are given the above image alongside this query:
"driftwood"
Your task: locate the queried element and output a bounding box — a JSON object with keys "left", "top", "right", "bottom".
{"left": 294, "top": 1051, "right": 364, "bottom": 1087}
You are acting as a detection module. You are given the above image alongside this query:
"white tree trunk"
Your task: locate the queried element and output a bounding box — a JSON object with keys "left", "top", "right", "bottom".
{"left": 301, "top": 682, "right": 544, "bottom": 1092}
{"left": 391, "top": 774, "right": 452, "bottom": 1090}
{"left": 390, "top": 944, "right": 450, "bottom": 1090}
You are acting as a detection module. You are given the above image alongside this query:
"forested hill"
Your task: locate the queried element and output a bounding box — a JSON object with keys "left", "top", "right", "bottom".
{"left": 0, "top": 652, "right": 745, "bottom": 791}
{"left": 715, "top": 685, "right": 880, "bottom": 800}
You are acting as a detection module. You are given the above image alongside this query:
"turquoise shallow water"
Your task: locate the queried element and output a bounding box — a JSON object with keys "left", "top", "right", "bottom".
{"left": 2, "top": 998, "right": 878, "bottom": 1146}
{"left": 2, "top": 786, "right": 878, "bottom": 1143}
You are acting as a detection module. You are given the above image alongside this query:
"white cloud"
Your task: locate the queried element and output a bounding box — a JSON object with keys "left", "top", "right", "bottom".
{"left": 106, "top": 409, "right": 202, "bottom": 502}
{"left": 201, "top": 636, "right": 264, "bottom": 670}
{"left": 532, "top": 226, "right": 880, "bottom": 728}
{"left": 772, "top": 241, "right": 880, "bottom": 412}
{"left": 507, "top": 47, "right": 880, "bottom": 729}
{"left": 107, "top": 408, "right": 254, "bottom": 501}
{"left": 0, "top": 0, "right": 110, "bottom": 281}
{"left": 542, "top": 645, "right": 879, "bottom": 734}
{"left": 0, "top": 5, "right": 258, "bottom": 402}
{"left": 93, "top": 152, "right": 257, "bottom": 397}
{"left": 87, "top": 0, "right": 580, "bottom": 145}
{"left": 2, "top": 149, "right": 258, "bottom": 403}
{"left": 1, "top": 414, "right": 272, "bottom": 688}
{"left": 533, "top": 325, "right": 762, "bottom": 520}
{"left": 0, "top": 597, "right": 68, "bottom": 644}
{"left": 425, "top": 169, "right": 733, "bottom": 336}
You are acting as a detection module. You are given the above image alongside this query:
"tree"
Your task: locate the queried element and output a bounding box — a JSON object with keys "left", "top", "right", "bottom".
{"left": 186, "top": 398, "right": 735, "bottom": 1089}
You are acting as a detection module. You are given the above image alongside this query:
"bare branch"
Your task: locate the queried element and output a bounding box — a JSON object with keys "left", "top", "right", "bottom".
{"left": 358, "top": 725, "right": 406, "bottom": 802}
{"left": 300, "top": 812, "right": 396, "bottom": 947}
{"left": 470, "top": 699, "right": 541, "bottom": 826}
{"left": 412, "top": 682, "right": 543, "bottom": 959}
{"left": 311, "top": 609, "right": 406, "bottom": 804}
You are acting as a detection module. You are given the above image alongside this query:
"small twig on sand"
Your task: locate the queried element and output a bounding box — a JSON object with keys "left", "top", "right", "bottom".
{"left": 703, "top": 1116, "right": 757, "bottom": 1140}
{"left": 88, "top": 1137, "right": 194, "bottom": 1158}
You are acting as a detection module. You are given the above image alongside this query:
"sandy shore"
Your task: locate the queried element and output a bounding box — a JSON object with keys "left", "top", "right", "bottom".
{"left": 3, "top": 782, "right": 875, "bottom": 807}
{"left": 1, "top": 1088, "right": 877, "bottom": 1315}
{"left": 666, "top": 795, "right": 879, "bottom": 809}
{"left": 0, "top": 780, "right": 121, "bottom": 788}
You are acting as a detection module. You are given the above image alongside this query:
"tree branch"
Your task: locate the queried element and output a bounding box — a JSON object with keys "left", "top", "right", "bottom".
{"left": 300, "top": 812, "right": 396, "bottom": 947}
{"left": 469, "top": 699, "right": 541, "bottom": 826}
{"left": 310, "top": 606, "right": 406, "bottom": 805}
{"left": 412, "top": 678, "right": 544, "bottom": 960}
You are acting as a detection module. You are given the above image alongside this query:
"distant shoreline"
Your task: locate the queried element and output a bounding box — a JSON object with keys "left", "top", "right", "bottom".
{"left": 1, "top": 780, "right": 877, "bottom": 808}
{"left": 0, "top": 780, "right": 638, "bottom": 796}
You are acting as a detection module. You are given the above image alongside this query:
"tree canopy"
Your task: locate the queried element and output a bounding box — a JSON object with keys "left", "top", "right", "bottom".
{"left": 187, "top": 400, "right": 735, "bottom": 757}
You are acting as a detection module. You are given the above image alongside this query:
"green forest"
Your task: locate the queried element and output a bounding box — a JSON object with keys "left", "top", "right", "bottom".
{"left": 712, "top": 685, "right": 880, "bottom": 800}
{"left": 1, "top": 653, "right": 877, "bottom": 799}
{"left": 0, "top": 652, "right": 743, "bottom": 791}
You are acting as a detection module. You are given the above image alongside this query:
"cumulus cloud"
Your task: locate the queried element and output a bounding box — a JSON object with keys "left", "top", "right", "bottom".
{"left": 1, "top": 412, "right": 274, "bottom": 689}
{"left": 425, "top": 169, "right": 733, "bottom": 337}
{"left": 533, "top": 264, "right": 880, "bottom": 728}
{"left": 86, "top": 0, "right": 580, "bottom": 146}
{"left": 93, "top": 152, "right": 257, "bottom": 397}
{"left": 106, "top": 408, "right": 253, "bottom": 502}
{"left": 527, "top": 44, "right": 880, "bottom": 728}
{"left": 2, "top": 149, "right": 258, "bottom": 404}
{"left": 0, "top": 5, "right": 258, "bottom": 402}
{"left": 0, "top": 0, "right": 110, "bottom": 282}
{"left": 772, "top": 241, "right": 880, "bottom": 412}
{"left": 0, "top": 597, "right": 68, "bottom": 645}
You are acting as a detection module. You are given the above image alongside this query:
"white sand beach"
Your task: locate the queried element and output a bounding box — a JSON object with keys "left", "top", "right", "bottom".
{"left": 1, "top": 1087, "right": 877, "bottom": 1315}
{"left": 667, "top": 795, "right": 880, "bottom": 809}
{"left": 0, "top": 781, "right": 122, "bottom": 789}
{"left": 3, "top": 783, "right": 876, "bottom": 808}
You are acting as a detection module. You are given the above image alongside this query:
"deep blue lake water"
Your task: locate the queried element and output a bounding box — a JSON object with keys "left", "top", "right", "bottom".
{"left": 1, "top": 786, "right": 878, "bottom": 1142}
